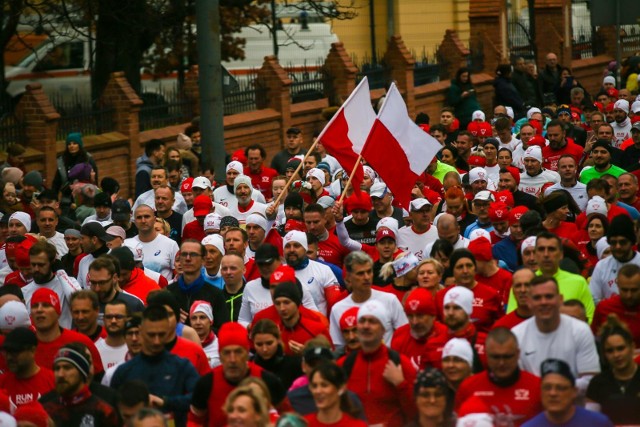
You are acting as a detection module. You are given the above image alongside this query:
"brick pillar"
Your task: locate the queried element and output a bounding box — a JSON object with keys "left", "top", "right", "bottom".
{"left": 99, "top": 72, "right": 143, "bottom": 197}
{"left": 469, "top": 0, "right": 508, "bottom": 74}
{"left": 184, "top": 65, "right": 200, "bottom": 116}
{"left": 534, "top": 0, "right": 572, "bottom": 69}
{"left": 438, "top": 30, "right": 471, "bottom": 80}
{"left": 384, "top": 35, "right": 416, "bottom": 118}
{"left": 597, "top": 26, "right": 618, "bottom": 58}
{"left": 256, "top": 56, "right": 292, "bottom": 147}
{"left": 323, "top": 42, "right": 358, "bottom": 105}
{"left": 14, "top": 83, "right": 60, "bottom": 184}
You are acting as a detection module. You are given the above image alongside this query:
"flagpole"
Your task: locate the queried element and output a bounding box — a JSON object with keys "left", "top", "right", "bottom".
{"left": 338, "top": 154, "right": 362, "bottom": 203}
{"left": 272, "top": 139, "right": 320, "bottom": 207}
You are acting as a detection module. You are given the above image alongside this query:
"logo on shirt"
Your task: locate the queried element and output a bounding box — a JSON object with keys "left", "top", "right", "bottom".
{"left": 307, "top": 278, "right": 314, "bottom": 284}
{"left": 154, "top": 250, "right": 161, "bottom": 256}
{"left": 514, "top": 389, "right": 530, "bottom": 400}
{"left": 472, "top": 297, "right": 484, "bottom": 307}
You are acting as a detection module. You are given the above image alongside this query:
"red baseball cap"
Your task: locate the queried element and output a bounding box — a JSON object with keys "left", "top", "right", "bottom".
{"left": 193, "top": 195, "right": 213, "bottom": 217}
{"left": 376, "top": 227, "right": 396, "bottom": 242}
{"left": 270, "top": 265, "right": 296, "bottom": 286}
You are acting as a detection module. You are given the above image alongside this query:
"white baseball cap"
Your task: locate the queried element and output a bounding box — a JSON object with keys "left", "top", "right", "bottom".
{"left": 192, "top": 176, "right": 212, "bottom": 190}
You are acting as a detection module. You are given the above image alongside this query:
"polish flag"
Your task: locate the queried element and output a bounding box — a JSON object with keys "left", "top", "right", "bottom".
{"left": 317, "top": 77, "right": 376, "bottom": 191}
{"left": 361, "top": 83, "right": 441, "bottom": 210}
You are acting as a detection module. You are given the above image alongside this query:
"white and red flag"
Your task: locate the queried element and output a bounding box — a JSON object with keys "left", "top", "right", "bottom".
{"left": 361, "top": 83, "right": 441, "bottom": 209}
{"left": 317, "top": 77, "right": 376, "bottom": 191}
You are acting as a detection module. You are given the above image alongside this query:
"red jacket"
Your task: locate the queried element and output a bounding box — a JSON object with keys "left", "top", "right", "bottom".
{"left": 476, "top": 268, "right": 513, "bottom": 306}
{"left": 169, "top": 336, "right": 211, "bottom": 376}
{"left": 121, "top": 268, "right": 160, "bottom": 304}
{"left": 437, "top": 284, "right": 503, "bottom": 333}
{"left": 592, "top": 295, "right": 640, "bottom": 348}
{"left": 277, "top": 315, "right": 333, "bottom": 355}
{"left": 338, "top": 345, "right": 417, "bottom": 427}
{"left": 391, "top": 321, "right": 449, "bottom": 370}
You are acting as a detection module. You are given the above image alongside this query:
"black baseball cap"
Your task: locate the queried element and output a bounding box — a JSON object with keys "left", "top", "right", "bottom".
{"left": 303, "top": 346, "right": 334, "bottom": 364}
{"left": 255, "top": 244, "right": 280, "bottom": 264}
{"left": 286, "top": 127, "right": 301, "bottom": 135}
{"left": 111, "top": 199, "right": 132, "bottom": 222}
{"left": 36, "top": 189, "right": 59, "bottom": 202}
{"left": 94, "top": 192, "right": 112, "bottom": 208}
{"left": 1, "top": 327, "right": 37, "bottom": 352}
{"left": 81, "top": 222, "right": 114, "bottom": 242}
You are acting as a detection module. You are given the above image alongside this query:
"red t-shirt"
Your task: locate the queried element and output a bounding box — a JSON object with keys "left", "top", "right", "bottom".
{"left": 545, "top": 221, "right": 579, "bottom": 244}
{"left": 318, "top": 233, "right": 350, "bottom": 268}
{"left": 0, "top": 367, "right": 55, "bottom": 407}
{"left": 121, "top": 268, "right": 161, "bottom": 304}
{"left": 36, "top": 328, "right": 104, "bottom": 374}
{"left": 492, "top": 311, "right": 530, "bottom": 330}
{"left": 455, "top": 370, "right": 542, "bottom": 426}
{"left": 246, "top": 166, "right": 279, "bottom": 201}
{"left": 477, "top": 268, "right": 513, "bottom": 306}
{"left": 169, "top": 336, "right": 211, "bottom": 376}
{"left": 4, "top": 271, "right": 28, "bottom": 288}
{"left": 437, "top": 284, "right": 503, "bottom": 333}
{"left": 542, "top": 141, "right": 584, "bottom": 172}
{"left": 592, "top": 295, "right": 640, "bottom": 348}
{"left": 390, "top": 321, "right": 449, "bottom": 370}
{"left": 304, "top": 413, "right": 368, "bottom": 427}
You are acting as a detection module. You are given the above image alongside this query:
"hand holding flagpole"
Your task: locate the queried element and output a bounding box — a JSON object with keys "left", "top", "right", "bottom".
{"left": 272, "top": 139, "right": 320, "bottom": 207}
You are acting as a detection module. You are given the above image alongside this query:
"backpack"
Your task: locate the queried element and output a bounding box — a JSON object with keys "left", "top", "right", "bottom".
{"left": 342, "top": 347, "right": 402, "bottom": 378}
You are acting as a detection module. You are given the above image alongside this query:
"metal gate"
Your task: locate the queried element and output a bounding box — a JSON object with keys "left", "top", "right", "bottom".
{"left": 506, "top": 0, "right": 536, "bottom": 62}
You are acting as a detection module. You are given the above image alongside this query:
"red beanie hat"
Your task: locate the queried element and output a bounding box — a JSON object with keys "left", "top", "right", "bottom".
{"left": 468, "top": 155, "right": 486, "bottom": 168}
{"left": 528, "top": 119, "right": 543, "bottom": 136}
{"left": 403, "top": 288, "right": 436, "bottom": 316}
{"left": 14, "top": 238, "right": 35, "bottom": 269}
{"left": 270, "top": 265, "right": 296, "bottom": 286}
{"left": 467, "top": 121, "right": 480, "bottom": 137}
{"left": 528, "top": 135, "right": 546, "bottom": 148}
{"left": 231, "top": 149, "right": 247, "bottom": 166}
{"left": 344, "top": 192, "right": 373, "bottom": 214}
{"left": 477, "top": 121, "right": 492, "bottom": 137}
{"left": 31, "top": 288, "right": 61, "bottom": 315}
{"left": 509, "top": 205, "right": 529, "bottom": 225}
{"left": 339, "top": 307, "right": 359, "bottom": 330}
{"left": 14, "top": 401, "right": 49, "bottom": 427}
{"left": 505, "top": 166, "right": 520, "bottom": 185}
{"left": 218, "top": 322, "right": 250, "bottom": 350}
{"left": 467, "top": 236, "right": 493, "bottom": 262}
{"left": 493, "top": 190, "right": 514, "bottom": 208}
{"left": 488, "top": 202, "right": 510, "bottom": 223}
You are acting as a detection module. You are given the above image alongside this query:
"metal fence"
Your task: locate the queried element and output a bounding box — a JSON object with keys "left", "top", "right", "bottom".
{"left": 223, "top": 74, "right": 265, "bottom": 116}
{"left": 50, "top": 92, "right": 114, "bottom": 141}
{"left": 285, "top": 61, "right": 327, "bottom": 103}
{"left": 0, "top": 114, "right": 27, "bottom": 150}
{"left": 621, "top": 26, "right": 640, "bottom": 54}
{"left": 507, "top": 3, "right": 535, "bottom": 62}
{"left": 571, "top": 0, "right": 605, "bottom": 59}
{"left": 353, "top": 54, "right": 389, "bottom": 90}
{"left": 139, "top": 89, "right": 193, "bottom": 131}
{"left": 413, "top": 49, "right": 441, "bottom": 86}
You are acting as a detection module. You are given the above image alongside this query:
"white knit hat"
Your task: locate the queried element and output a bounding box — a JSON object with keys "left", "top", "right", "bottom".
{"left": 233, "top": 175, "right": 253, "bottom": 192}
{"left": 8, "top": 212, "right": 31, "bottom": 232}
{"left": 523, "top": 146, "right": 543, "bottom": 163}
{"left": 306, "top": 168, "right": 325, "bottom": 186}
{"left": 586, "top": 196, "right": 608, "bottom": 216}
{"left": 203, "top": 213, "right": 221, "bottom": 231}
{"left": 472, "top": 110, "right": 485, "bottom": 121}
{"left": 455, "top": 414, "right": 494, "bottom": 427}
{"left": 226, "top": 161, "right": 244, "bottom": 174}
{"left": 443, "top": 286, "right": 473, "bottom": 316}
{"left": 190, "top": 301, "right": 214, "bottom": 322}
{"left": 468, "top": 167, "right": 488, "bottom": 184}
{"left": 201, "top": 234, "right": 225, "bottom": 256}
{"left": 0, "top": 301, "right": 31, "bottom": 330}
{"left": 526, "top": 107, "right": 542, "bottom": 120}
{"left": 246, "top": 213, "right": 268, "bottom": 231}
{"left": 603, "top": 76, "right": 616, "bottom": 85}
{"left": 357, "top": 299, "right": 389, "bottom": 330}
{"left": 283, "top": 230, "right": 308, "bottom": 251}
{"left": 520, "top": 236, "right": 537, "bottom": 255}
{"left": 442, "top": 337, "right": 474, "bottom": 367}
{"left": 614, "top": 99, "right": 630, "bottom": 114}
{"left": 596, "top": 237, "right": 610, "bottom": 260}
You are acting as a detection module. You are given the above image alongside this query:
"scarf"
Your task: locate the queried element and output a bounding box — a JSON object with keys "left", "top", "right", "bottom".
{"left": 178, "top": 274, "right": 207, "bottom": 295}
{"left": 60, "top": 384, "right": 92, "bottom": 406}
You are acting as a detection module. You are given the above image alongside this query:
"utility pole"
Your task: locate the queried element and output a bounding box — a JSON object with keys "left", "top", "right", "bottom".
{"left": 195, "top": 0, "right": 226, "bottom": 184}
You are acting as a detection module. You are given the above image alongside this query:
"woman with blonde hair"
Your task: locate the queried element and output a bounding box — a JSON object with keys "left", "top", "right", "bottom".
{"left": 416, "top": 258, "right": 445, "bottom": 297}
{"left": 154, "top": 217, "right": 170, "bottom": 236}
{"left": 374, "top": 250, "right": 420, "bottom": 302}
{"left": 224, "top": 386, "right": 271, "bottom": 427}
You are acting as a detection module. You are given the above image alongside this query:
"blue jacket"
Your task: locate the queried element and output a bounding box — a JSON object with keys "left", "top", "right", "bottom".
{"left": 111, "top": 350, "right": 199, "bottom": 427}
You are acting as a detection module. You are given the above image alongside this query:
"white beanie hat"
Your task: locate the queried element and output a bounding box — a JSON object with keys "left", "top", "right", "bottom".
{"left": 614, "top": 99, "right": 630, "bottom": 114}
{"left": 8, "top": 212, "right": 31, "bottom": 232}
{"left": 226, "top": 160, "right": 244, "bottom": 174}
{"left": 203, "top": 213, "right": 221, "bottom": 231}
{"left": 469, "top": 228, "right": 492, "bottom": 242}
{"left": 603, "top": 75, "right": 616, "bottom": 85}
{"left": 586, "top": 196, "right": 608, "bottom": 216}
{"left": 443, "top": 286, "right": 474, "bottom": 316}
{"left": 246, "top": 213, "right": 268, "bottom": 231}
{"left": 455, "top": 414, "right": 494, "bottom": 427}
{"left": 363, "top": 165, "right": 377, "bottom": 182}
{"left": 472, "top": 110, "right": 485, "bottom": 121}
{"left": 233, "top": 175, "right": 253, "bottom": 193}
{"left": 468, "top": 167, "right": 488, "bottom": 184}
{"left": 306, "top": 168, "right": 325, "bottom": 186}
{"left": 201, "top": 234, "right": 225, "bottom": 256}
{"left": 0, "top": 301, "right": 31, "bottom": 330}
{"left": 596, "top": 237, "right": 610, "bottom": 260}
{"left": 505, "top": 106, "right": 514, "bottom": 119}
{"left": 357, "top": 299, "right": 389, "bottom": 330}
{"left": 520, "top": 236, "right": 537, "bottom": 255}
{"left": 442, "top": 337, "right": 474, "bottom": 367}
{"left": 189, "top": 301, "right": 214, "bottom": 322}
{"left": 283, "top": 230, "right": 308, "bottom": 251}
{"left": 632, "top": 101, "right": 640, "bottom": 114}
{"left": 526, "top": 107, "right": 542, "bottom": 119}
{"left": 523, "top": 146, "right": 543, "bottom": 163}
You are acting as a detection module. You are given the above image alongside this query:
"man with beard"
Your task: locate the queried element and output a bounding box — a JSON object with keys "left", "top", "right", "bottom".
{"left": 226, "top": 175, "right": 268, "bottom": 225}
{"left": 542, "top": 120, "right": 584, "bottom": 172}
{"left": 22, "top": 241, "right": 81, "bottom": 329}
{"left": 611, "top": 99, "right": 632, "bottom": 148}
{"left": 391, "top": 287, "right": 448, "bottom": 370}
{"left": 133, "top": 165, "right": 188, "bottom": 215}
{"left": 95, "top": 300, "right": 129, "bottom": 370}
{"left": 77, "top": 222, "right": 114, "bottom": 289}
{"left": 40, "top": 343, "right": 119, "bottom": 427}
{"left": 580, "top": 141, "right": 627, "bottom": 184}
{"left": 283, "top": 231, "right": 341, "bottom": 316}
{"left": 88, "top": 257, "right": 144, "bottom": 316}
{"left": 36, "top": 207, "right": 67, "bottom": 258}
{"left": 70, "top": 290, "right": 105, "bottom": 342}
{"left": 518, "top": 146, "right": 560, "bottom": 197}
{"left": 0, "top": 327, "right": 55, "bottom": 408}
{"left": 213, "top": 163, "right": 266, "bottom": 210}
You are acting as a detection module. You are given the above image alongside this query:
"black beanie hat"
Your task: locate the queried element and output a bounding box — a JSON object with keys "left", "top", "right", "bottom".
{"left": 543, "top": 191, "right": 569, "bottom": 215}
{"left": 273, "top": 281, "right": 302, "bottom": 306}
{"left": 449, "top": 248, "right": 476, "bottom": 269}
{"left": 607, "top": 214, "right": 636, "bottom": 245}
{"left": 591, "top": 139, "right": 613, "bottom": 155}
{"left": 284, "top": 192, "right": 304, "bottom": 211}
{"left": 147, "top": 291, "right": 181, "bottom": 320}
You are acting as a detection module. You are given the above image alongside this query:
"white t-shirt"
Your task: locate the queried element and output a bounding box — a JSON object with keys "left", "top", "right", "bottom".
{"left": 213, "top": 186, "right": 266, "bottom": 209}
{"left": 397, "top": 225, "right": 439, "bottom": 261}
{"left": 203, "top": 337, "right": 221, "bottom": 368}
{"left": 43, "top": 232, "right": 68, "bottom": 259}
{"left": 82, "top": 213, "right": 113, "bottom": 227}
{"left": 612, "top": 121, "right": 632, "bottom": 148}
{"left": 133, "top": 189, "right": 189, "bottom": 215}
{"left": 226, "top": 201, "right": 268, "bottom": 226}
{"left": 544, "top": 182, "right": 588, "bottom": 212}
{"left": 484, "top": 164, "right": 501, "bottom": 185}
{"left": 22, "top": 270, "right": 81, "bottom": 329}
{"left": 329, "top": 290, "right": 408, "bottom": 348}
{"left": 518, "top": 169, "right": 561, "bottom": 196}
{"left": 95, "top": 338, "right": 128, "bottom": 370}
{"left": 77, "top": 254, "right": 97, "bottom": 289}
{"left": 289, "top": 259, "right": 339, "bottom": 316}
{"left": 124, "top": 235, "right": 179, "bottom": 280}
{"left": 237, "top": 277, "right": 319, "bottom": 327}
{"left": 181, "top": 204, "right": 232, "bottom": 232}
{"left": 589, "top": 252, "right": 640, "bottom": 304}
{"left": 499, "top": 135, "right": 522, "bottom": 152}
{"left": 512, "top": 314, "right": 600, "bottom": 377}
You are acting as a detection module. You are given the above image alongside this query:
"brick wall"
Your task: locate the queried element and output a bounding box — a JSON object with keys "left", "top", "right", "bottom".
{"left": 571, "top": 55, "right": 615, "bottom": 97}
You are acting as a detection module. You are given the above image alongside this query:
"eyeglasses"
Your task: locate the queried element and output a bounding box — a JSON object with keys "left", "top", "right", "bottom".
{"left": 104, "top": 314, "right": 126, "bottom": 320}
{"left": 89, "top": 277, "right": 113, "bottom": 287}
{"left": 179, "top": 252, "right": 201, "bottom": 259}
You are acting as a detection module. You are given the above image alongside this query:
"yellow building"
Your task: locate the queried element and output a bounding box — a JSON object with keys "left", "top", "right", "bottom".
{"left": 328, "top": 0, "right": 471, "bottom": 63}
